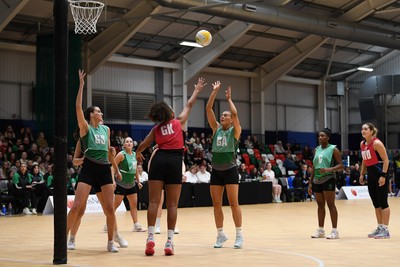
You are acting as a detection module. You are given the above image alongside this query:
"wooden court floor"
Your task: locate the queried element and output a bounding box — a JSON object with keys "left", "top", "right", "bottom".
{"left": 0, "top": 198, "right": 399, "bottom": 267}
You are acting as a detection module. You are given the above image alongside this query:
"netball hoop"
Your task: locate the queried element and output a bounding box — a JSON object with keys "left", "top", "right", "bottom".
{"left": 69, "top": 0, "right": 104, "bottom": 34}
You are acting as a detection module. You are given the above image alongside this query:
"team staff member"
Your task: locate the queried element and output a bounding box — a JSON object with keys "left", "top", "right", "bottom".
{"left": 136, "top": 77, "right": 206, "bottom": 256}
{"left": 206, "top": 81, "right": 244, "bottom": 249}
{"left": 67, "top": 69, "right": 121, "bottom": 253}
{"left": 360, "top": 123, "right": 390, "bottom": 239}
{"left": 308, "top": 128, "right": 343, "bottom": 240}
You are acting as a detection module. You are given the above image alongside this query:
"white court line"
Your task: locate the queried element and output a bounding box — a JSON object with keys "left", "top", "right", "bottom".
{"left": 0, "top": 257, "right": 91, "bottom": 267}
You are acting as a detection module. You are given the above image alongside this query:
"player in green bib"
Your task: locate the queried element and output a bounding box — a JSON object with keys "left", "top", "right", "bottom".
{"left": 113, "top": 137, "right": 145, "bottom": 232}
{"left": 206, "top": 81, "right": 243, "bottom": 249}
{"left": 67, "top": 69, "right": 121, "bottom": 253}
{"left": 308, "top": 128, "right": 343, "bottom": 240}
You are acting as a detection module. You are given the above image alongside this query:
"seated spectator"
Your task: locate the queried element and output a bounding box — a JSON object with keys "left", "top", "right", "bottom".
{"left": 252, "top": 135, "right": 261, "bottom": 150}
{"left": 244, "top": 135, "right": 254, "bottom": 149}
{"left": 137, "top": 164, "right": 148, "bottom": 183}
{"left": 238, "top": 163, "right": 250, "bottom": 182}
{"left": 274, "top": 140, "right": 286, "bottom": 154}
{"left": 36, "top": 132, "right": 49, "bottom": 148}
{"left": 262, "top": 162, "right": 282, "bottom": 203}
{"left": 283, "top": 151, "right": 299, "bottom": 171}
{"left": 250, "top": 167, "right": 261, "bottom": 180}
{"left": 302, "top": 145, "right": 313, "bottom": 160}
{"left": 294, "top": 164, "right": 310, "bottom": 201}
{"left": 0, "top": 161, "right": 11, "bottom": 192}
{"left": 183, "top": 164, "right": 199, "bottom": 183}
{"left": 30, "top": 164, "right": 50, "bottom": 213}
{"left": 192, "top": 147, "right": 204, "bottom": 165}
{"left": 43, "top": 164, "right": 54, "bottom": 193}
{"left": 12, "top": 162, "right": 37, "bottom": 215}
{"left": 196, "top": 164, "right": 210, "bottom": 183}
{"left": 350, "top": 163, "right": 361, "bottom": 186}
{"left": 27, "top": 143, "right": 39, "bottom": 161}
{"left": 193, "top": 137, "right": 203, "bottom": 151}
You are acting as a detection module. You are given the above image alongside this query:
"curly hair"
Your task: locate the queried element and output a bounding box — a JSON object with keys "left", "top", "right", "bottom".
{"left": 147, "top": 101, "right": 174, "bottom": 123}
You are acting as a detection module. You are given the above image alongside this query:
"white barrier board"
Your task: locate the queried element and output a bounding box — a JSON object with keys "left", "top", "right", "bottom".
{"left": 43, "top": 194, "right": 126, "bottom": 215}
{"left": 337, "top": 186, "right": 370, "bottom": 200}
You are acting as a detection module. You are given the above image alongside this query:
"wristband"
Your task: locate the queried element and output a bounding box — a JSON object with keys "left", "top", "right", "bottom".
{"left": 380, "top": 172, "right": 387, "bottom": 178}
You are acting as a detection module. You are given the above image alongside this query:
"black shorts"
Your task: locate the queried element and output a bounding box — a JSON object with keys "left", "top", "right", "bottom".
{"left": 114, "top": 184, "right": 138, "bottom": 195}
{"left": 148, "top": 149, "right": 183, "bottom": 185}
{"left": 312, "top": 178, "right": 336, "bottom": 193}
{"left": 79, "top": 158, "right": 113, "bottom": 189}
{"left": 211, "top": 167, "right": 239, "bottom": 186}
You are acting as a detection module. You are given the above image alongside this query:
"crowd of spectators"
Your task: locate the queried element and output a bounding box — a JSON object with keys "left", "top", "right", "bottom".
{"left": 2, "top": 124, "right": 400, "bottom": 214}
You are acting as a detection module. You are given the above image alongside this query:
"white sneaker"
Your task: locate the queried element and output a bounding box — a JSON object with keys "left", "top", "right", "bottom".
{"left": 311, "top": 229, "right": 325, "bottom": 238}
{"left": 107, "top": 241, "right": 119, "bottom": 253}
{"left": 103, "top": 224, "right": 108, "bottom": 232}
{"left": 155, "top": 226, "right": 161, "bottom": 234}
{"left": 22, "top": 207, "right": 32, "bottom": 215}
{"left": 133, "top": 223, "right": 146, "bottom": 232}
{"left": 234, "top": 235, "right": 244, "bottom": 248}
{"left": 368, "top": 227, "right": 381, "bottom": 238}
{"left": 114, "top": 233, "right": 128, "bottom": 248}
{"left": 31, "top": 208, "right": 37, "bottom": 215}
{"left": 174, "top": 227, "right": 180, "bottom": 234}
{"left": 326, "top": 231, "right": 339, "bottom": 239}
{"left": 214, "top": 235, "right": 228, "bottom": 248}
{"left": 67, "top": 239, "right": 76, "bottom": 250}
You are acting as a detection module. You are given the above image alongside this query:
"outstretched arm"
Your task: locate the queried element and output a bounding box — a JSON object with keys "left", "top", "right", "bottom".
{"left": 226, "top": 86, "right": 242, "bottom": 140}
{"left": 76, "top": 69, "right": 88, "bottom": 137}
{"left": 206, "top": 81, "right": 221, "bottom": 134}
{"left": 177, "top": 77, "right": 207, "bottom": 127}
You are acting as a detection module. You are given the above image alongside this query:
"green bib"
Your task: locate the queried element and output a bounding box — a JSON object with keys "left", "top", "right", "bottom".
{"left": 211, "top": 126, "right": 238, "bottom": 170}
{"left": 81, "top": 124, "right": 109, "bottom": 163}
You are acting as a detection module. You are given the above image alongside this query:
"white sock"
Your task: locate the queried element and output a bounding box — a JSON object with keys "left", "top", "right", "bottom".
{"left": 378, "top": 224, "right": 383, "bottom": 229}
{"left": 332, "top": 228, "right": 338, "bottom": 232}
{"left": 69, "top": 234, "right": 75, "bottom": 241}
{"left": 318, "top": 227, "right": 324, "bottom": 231}
{"left": 155, "top": 218, "right": 161, "bottom": 227}
{"left": 236, "top": 227, "right": 242, "bottom": 236}
{"left": 167, "top": 230, "right": 174, "bottom": 241}
{"left": 217, "top": 227, "right": 224, "bottom": 236}
{"left": 148, "top": 226, "right": 155, "bottom": 236}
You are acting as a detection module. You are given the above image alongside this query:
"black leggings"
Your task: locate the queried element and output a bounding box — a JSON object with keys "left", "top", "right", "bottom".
{"left": 367, "top": 166, "right": 389, "bottom": 209}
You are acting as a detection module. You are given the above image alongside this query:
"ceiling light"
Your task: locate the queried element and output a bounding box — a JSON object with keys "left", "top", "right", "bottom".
{"left": 357, "top": 67, "right": 374, "bottom": 72}
{"left": 179, "top": 41, "right": 203, "bottom": 48}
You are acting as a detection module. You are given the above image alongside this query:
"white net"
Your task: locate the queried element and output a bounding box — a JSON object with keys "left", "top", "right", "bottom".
{"left": 69, "top": 0, "right": 104, "bottom": 34}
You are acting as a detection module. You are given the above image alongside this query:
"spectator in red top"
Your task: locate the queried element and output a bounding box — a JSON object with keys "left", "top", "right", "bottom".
{"left": 136, "top": 77, "right": 206, "bottom": 256}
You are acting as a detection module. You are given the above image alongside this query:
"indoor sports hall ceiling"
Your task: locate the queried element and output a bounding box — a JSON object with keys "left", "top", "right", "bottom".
{"left": 2, "top": 0, "right": 400, "bottom": 82}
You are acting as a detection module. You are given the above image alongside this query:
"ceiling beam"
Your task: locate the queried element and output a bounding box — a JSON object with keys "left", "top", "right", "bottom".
{"left": 0, "top": 0, "right": 29, "bottom": 32}
{"left": 340, "top": 0, "right": 397, "bottom": 21}
{"left": 87, "top": 0, "right": 160, "bottom": 74}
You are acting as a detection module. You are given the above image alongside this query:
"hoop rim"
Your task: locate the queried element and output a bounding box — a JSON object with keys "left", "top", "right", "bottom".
{"left": 69, "top": 0, "right": 105, "bottom": 8}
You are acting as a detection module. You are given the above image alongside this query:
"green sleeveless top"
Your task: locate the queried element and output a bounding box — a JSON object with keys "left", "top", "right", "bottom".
{"left": 211, "top": 126, "right": 238, "bottom": 171}
{"left": 81, "top": 124, "right": 109, "bottom": 164}
{"left": 313, "top": 144, "right": 336, "bottom": 184}
{"left": 116, "top": 150, "right": 137, "bottom": 189}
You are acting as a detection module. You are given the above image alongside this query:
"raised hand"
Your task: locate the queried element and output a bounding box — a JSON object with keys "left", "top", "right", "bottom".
{"left": 78, "top": 69, "right": 86, "bottom": 87}
{"left": 194, "top": 77, "right": 207, "bottom": 92}
{"left": 225, "top": 86, "right": 232, "bottom": 101}
{"left": 212, "top": 81, "right": 221, "bottom": 91}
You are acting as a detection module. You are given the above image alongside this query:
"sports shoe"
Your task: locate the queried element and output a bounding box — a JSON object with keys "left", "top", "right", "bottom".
{"left": 214, "top": 235, "right": 228, "bottom": 248}
{"left": 164, "top": 240, "right": 174, "bottom": 255}
{"left": 67, "top": 239, "right": 76, "bottom": 250}
{"left": 374, "top": 227, "right": 390, "bottom": 239}
{"left": 311, "top": 229, "right": 325, "bottom": 238}
{"left": 145, "top": 236, "right": 155, "bottom": 256}
{"left": 368, "top": 227, "right": 381, "bottom": 238}
{"left": 114, "top": 233, "right": 128, "bottom": 248}
{"left": 107, "top": 241, "right": 119, "bottom": 253}
{"left": 326, "top": 231, "right": 339, "bottom": 239}
{"left": 103, "top": 224, "right": 108, "bottom": 232}
{"left": 31, "top": 208, "right": 37, "bottom": 215}
{"left": 174, "top": 227, "right": 180, "bottom": 234}
{"left": 22, "top": 207, "right": 32, "bottom": 215}
{"left": 155, "top": 226, "right": 161, "bottom": 234}
{"left": 234, "top": 235, "right": 244, "bottom": 248}
{"left": 133, "top": 223, "right": 146, "bottom": 232}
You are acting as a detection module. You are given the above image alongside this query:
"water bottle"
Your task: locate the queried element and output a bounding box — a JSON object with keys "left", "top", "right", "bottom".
{"left": 1, "top": 204, "right": 6, "bottom": 215}
{"left": 7, "top": 203, "right": 13, "bottom": 215}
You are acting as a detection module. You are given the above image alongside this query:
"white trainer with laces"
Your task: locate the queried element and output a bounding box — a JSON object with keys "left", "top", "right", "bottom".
{"left": 31, "top": 208, "right": 37, "bottom": 215}
{"left": 114, "top": 233, "right": 128, "bottom": 248}
{"left": 67, "top": 240, "right": 76, "bottom": 250}
{"left": 234, "top": 235, "right": 244, "bottom": 248}
{"left": 326, "top": 231, "right": 339, "bottom": 239}
{"left": 174, "top": 227, "right": 180, "bottom": 234}
{"left": 368, "top": 227, "right": 381, "bottom": 238}
{"left": 155, "top": 226, "right": 161, "bottom": 234}
{"left": 214, "top": 235, "right": 228, "bottom": 248}
{"left": 22, "top": 207, "right": 32, "bottom": 215}
{"left": 311, "top": 229, "right": 325, "bottom": 238}
{"left": 374, "top": 227, "right": 390, "bottom": 239}
{"left": 133, "top": 223, "right": 146, "bottom": 232}
{"left": 107, "top": 241, "right": 119, "bottom": 253}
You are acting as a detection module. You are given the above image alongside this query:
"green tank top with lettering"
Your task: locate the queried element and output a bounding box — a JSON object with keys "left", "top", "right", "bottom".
{"left": 313, "top": 144, "right": 336, "bottom": 184}
{"left": 211, "top": 126, "right": 238, "bottom": 170}
{"left": 81, "top": 124, "right": 109, "bottom": 164}
{"left": 117, "top": 150, "right": 137, "bottom": 189}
